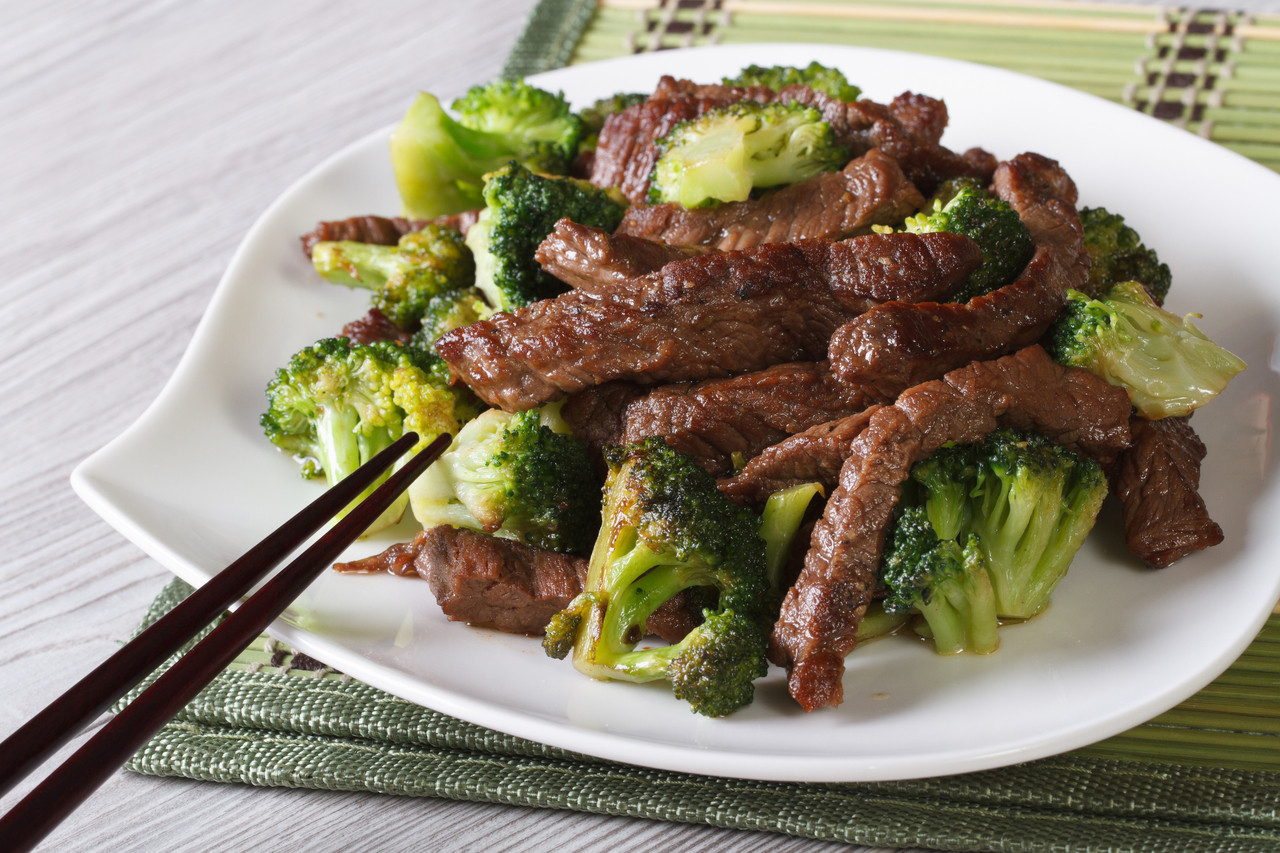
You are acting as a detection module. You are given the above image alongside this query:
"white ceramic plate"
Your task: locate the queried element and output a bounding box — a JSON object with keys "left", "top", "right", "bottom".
{"left": 72, "top": 44, "right": 1280, "bottom": 783}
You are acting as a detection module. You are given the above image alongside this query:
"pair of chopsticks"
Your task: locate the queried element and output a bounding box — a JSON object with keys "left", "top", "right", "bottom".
{"left": 0, "top": 431, "right": 449, "bottom": 852}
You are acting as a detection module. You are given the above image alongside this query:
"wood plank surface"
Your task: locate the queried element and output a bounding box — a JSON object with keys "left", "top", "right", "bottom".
{"left": 1, "top": 1, "right": 1276, "bottom": 851}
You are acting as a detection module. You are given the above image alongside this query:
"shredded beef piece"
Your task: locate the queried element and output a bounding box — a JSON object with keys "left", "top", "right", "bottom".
{"left": 615, "top": 150, "right": 925, "bottom": 251}
{"left": 340, "top": 307, "right": 414, "bottom": 344}
{"left": 619, "top": 362, "right": 885, "bottom": 476}
{"left": 437, "top": 233, "right": 981, "bottom": 412}
{"left": 299, "top": 211, "right": 479, "bottom": 258}
{"left": 828, "top": 152, "right": 1086, "bottom": 396}
{"left": 334, "top": 526, "right": 699, "bottom": 642}
{"left": 535, "top": 219, "right": 713, "bottom": 295}
{"left": 1111, "top": 416, "right": 1223, "bottom": 568}
{"left": 771, "top": 346, "right": 1131, "bottom": 711}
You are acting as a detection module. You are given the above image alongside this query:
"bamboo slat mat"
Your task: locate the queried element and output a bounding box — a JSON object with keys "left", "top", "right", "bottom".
{"left": 505, "top": 0, "right": 1280, "bottom": 172}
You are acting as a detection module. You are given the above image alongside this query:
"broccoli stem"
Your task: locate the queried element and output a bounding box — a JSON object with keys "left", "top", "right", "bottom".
{"left": 759, "top": 482, "right": 823, "bottom": 593}
{"left": 311, "top": 241, "right": 407, "bottom": 291}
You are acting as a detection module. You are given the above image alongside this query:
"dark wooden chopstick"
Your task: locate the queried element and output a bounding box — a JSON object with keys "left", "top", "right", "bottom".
{"left": 0, "top": 431, "right": 449, "bottom": 852}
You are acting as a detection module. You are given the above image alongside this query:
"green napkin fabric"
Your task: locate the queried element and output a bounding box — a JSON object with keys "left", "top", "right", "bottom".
{"left": 119, "top": 3, "right": 1280, "bottom": 850}
{"left": 121, "top": 579, "right": 1280, "bottom": 852}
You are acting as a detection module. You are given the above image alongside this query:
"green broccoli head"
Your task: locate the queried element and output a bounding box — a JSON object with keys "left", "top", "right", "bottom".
{"left": 390, "top": 81, "right": 581, "bottom": 218}
{"left": 408, "top": 287, "right": 494, "bottom": 350}
{"left": 966, "top": 430, "right": 1109, "bottom": 619}
{"left": 465, "top": 162, "right": 629, "bottom": 312}
{"left": 881, "top": 505, "right": 999, "bottom": 656}
{"left": 261, "top": 337, "right": 469, "bottom": 535}
{"left": 544, "top": 437, "right": 770, "bottom": 717}
{"left": 901, "top": 178, "right": 1032, "bottom": 302}
{"left": 647, "top": 100, "right": 849, "bottom": 208}
{"left": 311, "top": 225, "right": 474, "bottom": 329}
{"left": 408, "top": 404, "right": 599, "bottom": 555}
{"left": 723, "top": 61, "right": 861, "bottom": 101}
{"left": 1044, "top": 281, "right": 1246, "bottom": 419}
{"left": 1079, "top": 206, "right": 1171, "bottom": 302}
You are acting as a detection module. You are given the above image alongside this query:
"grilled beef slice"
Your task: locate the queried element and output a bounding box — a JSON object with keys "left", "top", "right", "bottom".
{"left": 772, "top": 346, "right": 1131, "bottom": 712}
{"left": 339, "top": 307, "right": 415, "bottom": 344}
{"left": 334, "top": 526, "right": 699, "bottom": 641}
{"left": 535, "top": 219, "right": 713, "bottom": 295}
{"left": 615, "top": 150, "right": 925, "bottom": 251}
{"left": 828, "top": 152, "right": 1087, "bottom": 396}
{"left": 299, "top": 211, "right": 479, "bottom": 258}
{"left": 618, "top": 362, "right": 886, "bottom": 476}
{"left": 1111, "top": 416, "right": 1223, "bottom": 568}
{"left": 436, "top": 232, "right": 982, "bottom": 412}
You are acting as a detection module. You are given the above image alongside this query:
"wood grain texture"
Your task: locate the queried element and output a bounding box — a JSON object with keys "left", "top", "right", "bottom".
{"left": 3, "top": 1, "right": 1276, "bottom": 851}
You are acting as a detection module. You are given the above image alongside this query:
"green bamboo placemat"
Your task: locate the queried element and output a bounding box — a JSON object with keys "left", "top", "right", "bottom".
{"left": 503, "top": 0, "right": 1280, "bottom": 173}
{"left": 122, "top": 579, "right": 1280, "bottom": 852}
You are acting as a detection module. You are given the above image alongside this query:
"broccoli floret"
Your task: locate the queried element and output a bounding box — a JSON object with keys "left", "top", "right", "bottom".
{"left": 900, "top": 178, "right": 1032, "bottom": 302}
{"left": 543, "top": 437, "right": 769, "bottom": 717}
{"left": 311, "top": 226, "right": 474, "bottom": 329}
{"left": 261, "top": 337, "right": 471, "bottom": 535}
{"left": 759, "top": 482, "right": 823, "bottom": 598}
{"left": 577, "top": 92, "right": 647, "bottom": 153}
{"left": 886, "top": 429, "right": 1108, "bottom": 635}
{"left": 408, "top": 287, "right": 493, "bottom": 349}
{"left": 882, "top": 506, "right": 999, "bottom": 656}
{"left": 1045, "top": 281, "right": 1246, "bottom": 419}
{"left": 390, "top": 81, "right": 582, "bottom": 218}
{"left": 465, "top": 162, "right": 629, "bottom": 312}
{"left": 723, "top": 61, "right": 861, "bottom": 102}
{"left": 408, "top": 404, "right": 598, "bottom": 555}
{"left": 1079, "top": 206, "right": 1171, "bottom": 302}
{"left": 647, "top": 101, "right": 849, "bottom": 208}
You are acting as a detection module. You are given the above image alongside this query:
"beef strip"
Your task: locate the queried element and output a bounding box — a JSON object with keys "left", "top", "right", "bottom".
{"left": 339, "top": 307, "right": 414, "bottom": 344}
{"left": 436, "top": 232, "right": 982, "bottom": 412}
{"left": 828, "top": 152, "right": 1087, "bottom": 396}
{"left": 615, "top": 149, "right": 925, "bottom": 251}
{"left": 334, "top": 525, "right": 699, "bottom": 642}
{"left": 299, "top": 210, "right": 479, "bottom": 258}
{"left": 1111, "top": 416, "right": 1223, "bottom": 568}
{"left": 771, "top": 346, "right": 1131, "bottom": 711}
{"left": 618, "top": 362, "right": 886, "bottom": 476}
{"left": 535, "top": 219, "right": 713, "bottom": 295}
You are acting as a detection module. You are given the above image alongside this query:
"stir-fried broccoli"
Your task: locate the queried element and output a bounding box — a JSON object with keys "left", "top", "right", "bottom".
{"left": 759, "top": 482, "right": 823, "bottom": 598}
{"left": 543, "top": 438, "right": 770, "bottom": 717}
{"left": 408, "top": 287, "right": 493, "bottom": 349}
{"left": 1079, "top": 206, "right": 1171, "bottom": 302}
{"left": 311, "top": 226, "right": 474, "bottom": 329}
{"left": 647, "top": 101, "right": 849, "bottom": 208}
{"left": 465, "top": 162, "right": 629, "bottom": 312}
{"left": 261, "top": 337, "right": 474, "bottom": 535}
{"left": 898, "top": 178, "right": 1032, "bottom": 302}
{"left": 408, "top": 404, "right": 598, "bottom": 555}
{"left": 882, "top": 506, "right": 999, "bottom": 656}
{"left": 723, "top": 61, "right": 861, "bottom": 102}
{"left": 390, "top": 80, "right": 582, "bottom": 218}
{"left": 885, "top": 429, "right": 1108, "bottom": 642}
{"left": 1045, "top": 281, "right": 1246, "bottom": 419}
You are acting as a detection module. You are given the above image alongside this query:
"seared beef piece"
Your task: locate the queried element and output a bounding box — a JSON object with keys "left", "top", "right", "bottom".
{"left": 299, "top": 211, "right": 480, "bottom": 258}
{"left": 560, "top": 381, "right": 648, "bottom": 474}
{"left": 437, "top": 232, "right": 982, "bottom": 412}
{"left": 723, "top": 337, "right": 1134, "bottom": 508}
{"left": 828, "top": 152, "right": 1086, "bottom": 396}
{"left": 719, "top": 406, "right": 884, "bottom": 507}
{"left": 772, "top": 346, "right": 1131, "bottom": 711}
{"left": 615, "top": 150, "right": 924, "bottom": 251}
{"left": 535, "top": 219, "right": 713, "bottom": 295}
{"left": 619, "top": 362, "right": 886, "bottom": 476}
{"left": 334, "top": 526, "right": 699, "bottom": 642}
{"left": 650, "top": 76, "right": 776, "bottom": 102}
{"left": 1111, "top": 416, "right": 1223, "bottom": 568}
{"left": 888, "top": 92, "right": 948, "bottom": 145}
{"left": 778, "top": 86, "right": 993, "bottom": 194}
{"left": 340, "top": 307, "right": 414, "bottom": 344}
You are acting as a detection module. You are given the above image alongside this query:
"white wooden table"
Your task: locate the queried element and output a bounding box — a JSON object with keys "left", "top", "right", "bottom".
{"left": 3, "top": 1, "right": 1276, "bottom": 850}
